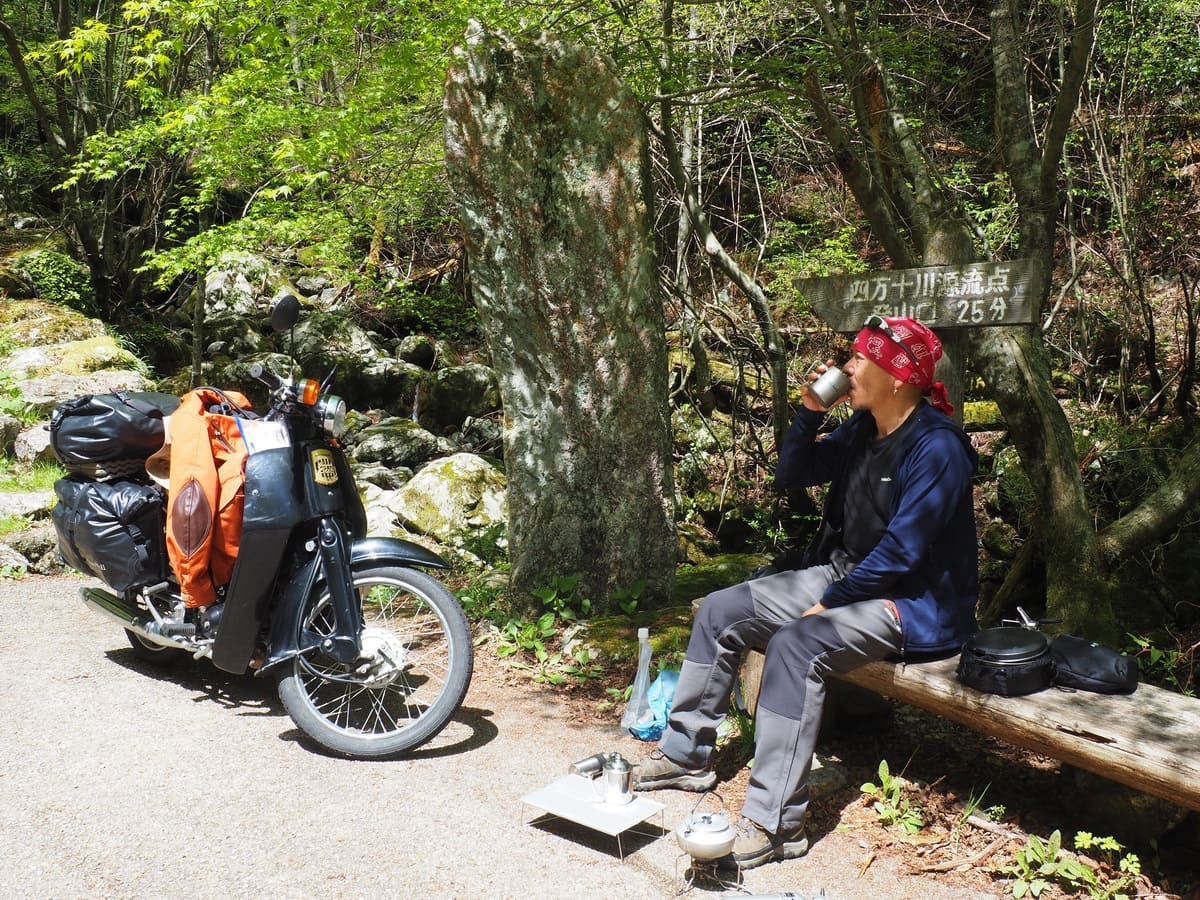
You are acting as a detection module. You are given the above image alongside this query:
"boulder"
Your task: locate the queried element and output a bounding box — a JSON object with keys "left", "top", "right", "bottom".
{"left": 0, "top": 265, "right": 35, "bottom": 298}
{"left": 3, "top": 524, "right": 66, "bottom": 575}
{"left": 0, "top": 414, "right": 21, "bottom": 454}
{"left": 395, "top": 334, "right": 441, "bottom": 370}
{"left": 0, "top": 300, "right": 152, "bottom": 412}
{"left": 295, "top": 273, "right": 332, "bottom": 297}
{"left": 360, "top": 481, "right": 401, "bottom": 537}
{"left": 454, "top": 416, "right": 503, "bottom": 457}
{"left": 0, "top": 542, "right": 30, "bottom": 573}
{"left": 202, "top": 314, "right": 270, "bottom": 359}
{"left": 0, "top": 299, "right": 106, "bottom": 348}
{"left": 204, "top": 252, "right": 275, "bottom": 318}
{"left": 416, "top": 363, "right": 500, "bottom": 433}
{"left": 14, "top": 424, "right": 54, "bottom": 464}
{"left": 346, "top": 357, "right": 426, "bottom": 416}
{"left": 0, "top": 488, "right": 54, "bottom": 518}
{"left": 353, "top": 462, "right": 413, "bottom": 491}
{"left": 386, "top": 452, "right": 507, "bottom": 546}
{"left": 292, "top": 309, "right": 385, "bottom": 370}
{"left": 16, "top": 369, "right": 154, "bottom": 412}
{"left": 350, "top": 418, "right": 455, "bottom": 469}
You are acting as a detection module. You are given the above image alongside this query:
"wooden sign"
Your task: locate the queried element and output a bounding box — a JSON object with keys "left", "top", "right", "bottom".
{"left": 795, "top": 259, "right": 1038, "bottom": 332}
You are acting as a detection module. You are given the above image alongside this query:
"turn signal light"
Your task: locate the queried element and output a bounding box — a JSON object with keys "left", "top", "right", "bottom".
{"left": 298, "top": 379, "right": 321, "bottom": 406}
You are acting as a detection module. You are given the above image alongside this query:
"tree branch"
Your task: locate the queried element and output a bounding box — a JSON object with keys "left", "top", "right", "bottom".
{"left": 802, "top": 68, "right": 917, "bottom": 268}
{"left": 1041, "top": 0, "right": 1099, "bottom": 198}
{"left": 1097, "top": 438, "right": 1200, "bottom": 567}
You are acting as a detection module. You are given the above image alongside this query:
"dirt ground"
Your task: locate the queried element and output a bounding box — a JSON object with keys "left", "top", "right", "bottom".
{"left": 477, "top": 643, "right": 1200, "bottom": 900}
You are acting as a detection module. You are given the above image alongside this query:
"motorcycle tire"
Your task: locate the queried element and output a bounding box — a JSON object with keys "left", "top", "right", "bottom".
{"left": 276, "top": 563, "right": 473, "bottom": 759}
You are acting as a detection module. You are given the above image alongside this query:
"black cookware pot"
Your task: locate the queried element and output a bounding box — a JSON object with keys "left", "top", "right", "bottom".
{"left": 956, "top": 625, "right": 1054, "bottom": 697}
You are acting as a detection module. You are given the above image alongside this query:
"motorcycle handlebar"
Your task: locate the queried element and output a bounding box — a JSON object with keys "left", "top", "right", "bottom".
{"left": 249, "top": 362, "right": 284, "bottom": 391}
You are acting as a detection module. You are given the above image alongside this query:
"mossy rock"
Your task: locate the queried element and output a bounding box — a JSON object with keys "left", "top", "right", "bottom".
{"left": 0, "top": 299, "right": 106, "bottom": 349}
{"left": 962, "top": 400, "right": 1003, "bottom": 430}
{"left": 580, "top": 606, "right": 694, "bottom": 664}
{"left": 673, "top": 553, "right": 771, "bottom": 605}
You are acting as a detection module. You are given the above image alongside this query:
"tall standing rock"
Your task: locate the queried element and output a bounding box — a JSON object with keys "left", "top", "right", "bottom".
{"left": 444, "top": 23, "right": 675, "bottom": 610}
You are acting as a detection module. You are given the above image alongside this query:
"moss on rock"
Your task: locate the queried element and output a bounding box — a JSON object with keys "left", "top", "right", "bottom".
{"left": 0, "top": 299, "right": 106, "bottom": 349}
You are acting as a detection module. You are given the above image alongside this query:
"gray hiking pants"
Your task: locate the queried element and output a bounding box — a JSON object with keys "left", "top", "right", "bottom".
{"left": 659, "top": 565, "right": 902, "bottom": 834}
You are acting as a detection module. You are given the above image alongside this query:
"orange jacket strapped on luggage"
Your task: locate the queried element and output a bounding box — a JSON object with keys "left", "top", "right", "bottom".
{"left": 161, "top": 388, "right": 252, "bottom": 608}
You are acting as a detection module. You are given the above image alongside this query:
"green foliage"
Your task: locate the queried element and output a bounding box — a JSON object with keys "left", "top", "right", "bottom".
{"left": 14, "top": 251, "right": 96, "bottom": 316}
{"left": 765, "top": 223, "right": 868, "bottom": 319}
{"left": 0, "top": 373, "right": 36, "bottom": 426}
{"left": 722, "top": 703, "right": 757, "bottom": 757}
{"left": 0, "top": 515, "right": 31, "bottom": 539}
{"left": 997, "top": 829, "right": 1141, "bottom": 900}
{"left": 457, "top": 522, "right": 509, "bottom": 568}
{"left": 999, "top": 830, "right": 1098, "bottom": 898}
{"left": 477, "top": 575, "right": 608, "bottom": 685}
{"left": 1125, "top": 632, "right": 1195, "bottom": 696}
{"left": 530, "top": 575, "right": 591, "bottom": 622}
{"left": 1074, "top": 832, "right": 1141, "bottom": 900}
{"left": 956, "top": 168, "right": 1020, "bottom": 258}
{"left": 954, "top": 783, "right": 991, "bottom": 833}
{"left": 0, "top": 458, "right": 66, "bottom": 493}
{"left": 377, "top": 282, "right": 480, "bottom": 342}
{"left": 1093, "top": 0, "right": 1200, "bottom": 100}
{"left": 612, "top": 579, "right": 645, "bottom": 617}
{"left": 860, "top": 759, "right": 924, "bottom": 834}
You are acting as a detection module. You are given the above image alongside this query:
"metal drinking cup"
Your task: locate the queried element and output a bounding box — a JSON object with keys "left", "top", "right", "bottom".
{"left": 809, "top": 365, "right": 850, "bottom": 408}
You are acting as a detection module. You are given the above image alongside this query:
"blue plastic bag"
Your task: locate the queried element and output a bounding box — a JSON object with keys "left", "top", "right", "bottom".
{"left": 629, "top": 669, "right": 679, "bottom": 741}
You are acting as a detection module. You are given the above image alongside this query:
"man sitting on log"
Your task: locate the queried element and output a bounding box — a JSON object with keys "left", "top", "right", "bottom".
{"left": 635, "top": 316, "right": 979, "bottom": 869}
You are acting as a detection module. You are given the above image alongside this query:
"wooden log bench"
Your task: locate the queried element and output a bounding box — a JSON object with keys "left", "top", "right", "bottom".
{"left": 738, "top": 651, "right": 1200, "bottom": 813}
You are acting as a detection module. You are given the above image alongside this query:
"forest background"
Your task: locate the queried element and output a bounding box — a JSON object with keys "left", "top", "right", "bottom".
{"left": 2, "top": 0, "right": 1200, "bottom": 676}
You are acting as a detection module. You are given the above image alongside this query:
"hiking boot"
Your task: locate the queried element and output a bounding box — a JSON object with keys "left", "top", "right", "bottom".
{"left": 633, "top": 749, "right": 717, "bottom": 792}
{"left": 715, "top": 816, "right": 809, "bottom": 870}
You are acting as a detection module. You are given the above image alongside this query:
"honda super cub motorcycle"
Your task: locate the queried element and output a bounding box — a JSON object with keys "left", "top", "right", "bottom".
{"left": 51, "top": 295, "right": 473, "bottom": 758}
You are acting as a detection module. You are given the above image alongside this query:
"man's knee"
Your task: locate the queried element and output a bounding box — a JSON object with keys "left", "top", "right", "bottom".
{"left": 693, "top": 581, "right": 756, "bottom": 640}
{"left": 765, "top": 615, "right": 842, "bottom": 672}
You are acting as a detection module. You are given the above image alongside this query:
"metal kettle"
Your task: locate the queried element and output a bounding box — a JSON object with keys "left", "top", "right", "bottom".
{"left": 674, "top": 809, "right": 737, "bottom": 860}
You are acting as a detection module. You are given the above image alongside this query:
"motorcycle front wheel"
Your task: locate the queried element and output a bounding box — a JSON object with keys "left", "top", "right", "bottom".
{"left": 276, "top": 564, "right": 473, "bottom": 759}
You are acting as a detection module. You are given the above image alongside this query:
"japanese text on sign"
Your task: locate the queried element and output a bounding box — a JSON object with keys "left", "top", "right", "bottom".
{"left": 796, "top": 259, "right": 1038, "bottom": 331}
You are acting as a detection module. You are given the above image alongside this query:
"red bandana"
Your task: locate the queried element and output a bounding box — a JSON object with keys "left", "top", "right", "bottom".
{"left": 852, "top": 317, "right": 954, "bottom": 416}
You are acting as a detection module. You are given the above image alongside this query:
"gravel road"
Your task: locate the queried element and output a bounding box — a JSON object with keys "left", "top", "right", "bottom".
{"left": 0, "top": 574, "right": 1001, "bottom": 899}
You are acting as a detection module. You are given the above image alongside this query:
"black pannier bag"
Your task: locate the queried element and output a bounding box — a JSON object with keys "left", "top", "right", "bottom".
{"left": 49, "top": 391, "right": 180, "bottom": 478}
{"left": 1050, "top": 634, "right": 1138, "bottom": 694}
{"left": 956, "top": 626, "right": 1055, "bottom": 697}
{"left": 52, "top": 477, "right": 168, "bottom": 593}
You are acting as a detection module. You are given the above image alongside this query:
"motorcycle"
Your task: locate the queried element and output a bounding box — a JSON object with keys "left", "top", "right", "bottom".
{"left": 50, "top": 295, "right": 474, "bottom": 758}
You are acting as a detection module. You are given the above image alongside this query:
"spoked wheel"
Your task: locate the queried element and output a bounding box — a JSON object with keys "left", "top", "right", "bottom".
{"left": 276, "top": 564, "right": 473, "bottom": 758}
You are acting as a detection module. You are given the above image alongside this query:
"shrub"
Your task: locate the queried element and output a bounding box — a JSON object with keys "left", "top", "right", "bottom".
{"left": 15, "top": 251, "right": 96, "bottom": 316}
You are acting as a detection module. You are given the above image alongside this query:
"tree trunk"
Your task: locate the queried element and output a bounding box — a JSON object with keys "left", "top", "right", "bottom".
{"left": 444, "top": 23, "right": 676, "bottom": 611}
{"left": 976, "top": 0, "right": 1115, "bottom": 641}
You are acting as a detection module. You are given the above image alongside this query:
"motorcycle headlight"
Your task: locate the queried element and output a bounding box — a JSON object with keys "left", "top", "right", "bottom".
{"left": 316, "top": 394, "right": 347, "bottom": 438}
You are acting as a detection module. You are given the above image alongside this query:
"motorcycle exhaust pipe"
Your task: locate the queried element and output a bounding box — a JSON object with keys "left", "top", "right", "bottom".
{"left": 80, "top": 586, "right": 196, "bottom": 652}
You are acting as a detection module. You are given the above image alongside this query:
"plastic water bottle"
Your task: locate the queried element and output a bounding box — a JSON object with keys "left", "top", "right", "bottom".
{"left": 621, "top": 627, "right": 654, "bottom": 736}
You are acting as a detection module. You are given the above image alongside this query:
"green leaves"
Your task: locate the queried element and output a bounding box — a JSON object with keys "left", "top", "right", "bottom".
{"left": 998, "top": 828, "right": 1140, "bottom": 899}
{"left": 860, "top": 759, "right": 925, "bottom": 834}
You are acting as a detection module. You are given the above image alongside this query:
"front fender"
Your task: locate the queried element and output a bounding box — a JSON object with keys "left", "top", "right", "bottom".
{"left": 260, "top": 536, "right": 450, "bottom": 673}
{"left": 350, "top": 536, "right": 449, "bottom": 570}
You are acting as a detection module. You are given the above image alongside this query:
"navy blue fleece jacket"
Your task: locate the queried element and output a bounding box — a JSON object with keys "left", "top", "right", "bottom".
{"left": 775, "top": 403, "right": 979, "bottom": 657}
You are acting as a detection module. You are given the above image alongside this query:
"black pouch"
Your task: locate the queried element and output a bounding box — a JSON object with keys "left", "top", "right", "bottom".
{"left": 1050, "top": 634, "right": 1138, "bottom": 694}
{"left": 49, "top": 391, "right": 180, "bottom": 470}
{"left": 956, "top": 626, "right": 1054, "bottom": 697}
{"left": 51, "top": 477, "right": 168, "bottom": 593}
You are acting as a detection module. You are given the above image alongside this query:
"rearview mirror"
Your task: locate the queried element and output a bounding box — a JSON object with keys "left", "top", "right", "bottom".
{"left": 270, "top": 294, "right": 301, "bottom": 332}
